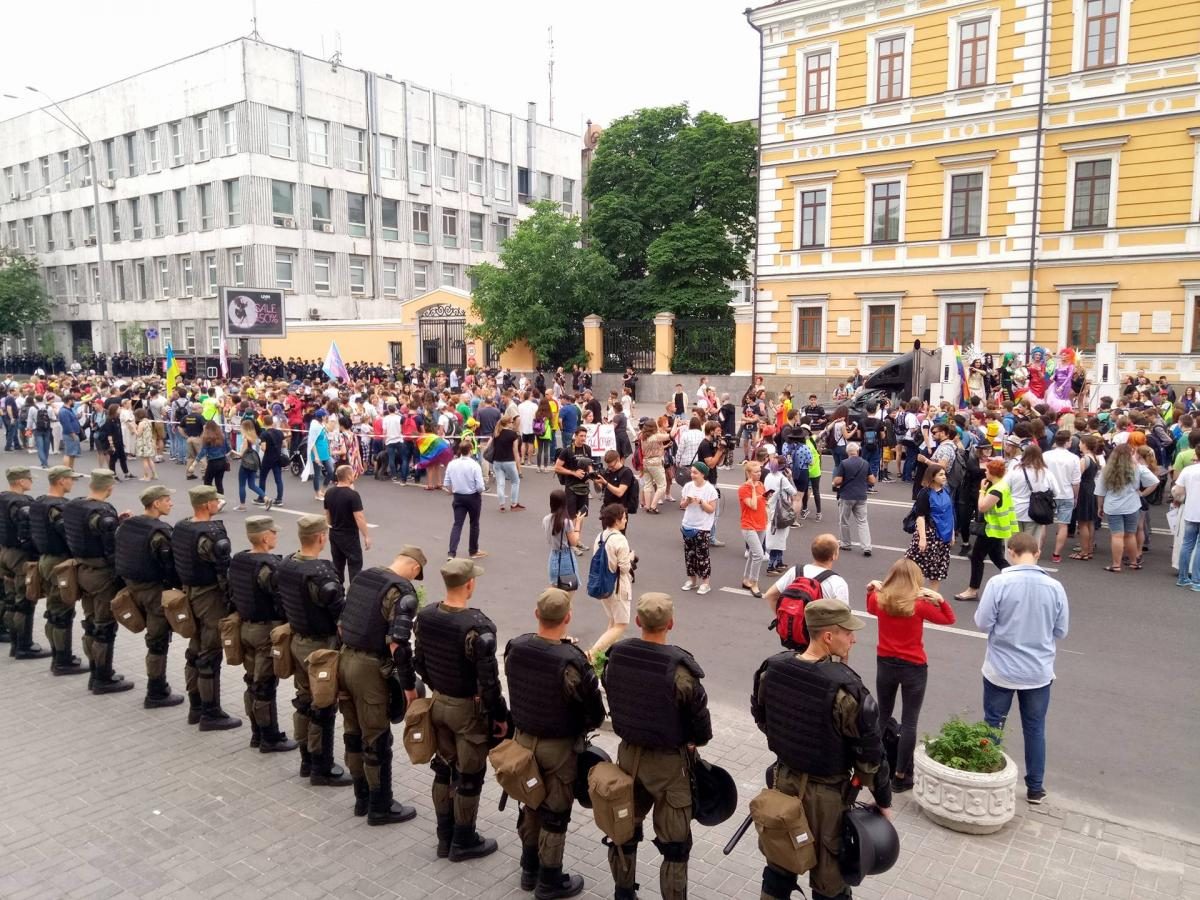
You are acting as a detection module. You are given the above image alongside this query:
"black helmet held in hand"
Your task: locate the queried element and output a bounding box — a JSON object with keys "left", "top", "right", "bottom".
{"left": 691, "top": 756, "right": 738, "bottom": 827}
{"left": 574, "top": 740, "right": 611, "bottom": 809}
{"left": 840, "top": 802, "right": 900, "bottom": 886}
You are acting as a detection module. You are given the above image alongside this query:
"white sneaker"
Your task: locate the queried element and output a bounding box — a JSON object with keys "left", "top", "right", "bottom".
{"left": 697, "top": 584, "right": 712, "bottom": 595}
{"left": 680, "top": 581, "right": 695, "bottom": 591}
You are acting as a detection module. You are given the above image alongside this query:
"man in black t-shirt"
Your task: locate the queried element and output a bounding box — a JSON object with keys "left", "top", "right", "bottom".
{"left": 582, "top": 390, "right": 603, "bottom": 425}
{"left": 179, "top": 405, "right": 206, "bottom": 479}
{"left": 803, "top": 394, "right": 827, "bottom": 429}
{"left": 696, "top": 421, "right": 726, "bottom": 547}
{"left": 596, "top": 449, "right": 639, "bottom": 530}
{"left": 324, "top": 465, "right": 370, "bottom": 584}
{"left": 554, "top": 428, "right": 595, "bottom": 542}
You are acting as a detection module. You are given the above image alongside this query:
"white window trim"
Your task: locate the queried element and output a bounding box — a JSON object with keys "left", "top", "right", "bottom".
{"left": 1180, "top": 281, "right": 1200, "bottom": 353}
{"left": 861, "top": 168, "right": 910, "bottom": 244}
{"left": 790, "top": 295, "right": 829, "bottom": 352}
{"left": 798, "top": 42, "right": 839, "bottom": 115}
{"left": 313, "top": 255, "right": 332, "bottom": 294}
{"left": 1189, "top": 129, "right": 1200, "bottom": 222}
{"left": 1055, "top": 282, "right": 1114, "bottom": 350}
{"left": 790, "top": 171, "right": 836, "bottom": 250}
{"left": 1063, "top": 153, "right": 1120, "bottom": 231}
{"left": 946, "top": 9, "right": 1001, "bottom": 90}
{"left": 934, "top": 289, "right": 985, "bottom": 348}
{"left": 865, "top": 26, "right": 914, "bottom": 105}
{"left": 857, "top": 293, "right": 904, "bottom": 354}
{"left": 941, "top": 166, "right": 990, "bottom": 239}
{"left": 1071, "top": 0, "right": 1131, "bottom": 72}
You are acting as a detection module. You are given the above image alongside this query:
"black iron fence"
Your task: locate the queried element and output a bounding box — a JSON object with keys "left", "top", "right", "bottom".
{"left": 602, "top": 320, "right": 656, "bottom": 373}
{"left": 671, "top": 319, "right": 735, "bottom": 375}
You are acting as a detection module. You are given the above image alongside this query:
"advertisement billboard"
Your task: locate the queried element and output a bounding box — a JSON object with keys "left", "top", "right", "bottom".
{"left": 219, "top": 287, "right": 287, "bottom": 339}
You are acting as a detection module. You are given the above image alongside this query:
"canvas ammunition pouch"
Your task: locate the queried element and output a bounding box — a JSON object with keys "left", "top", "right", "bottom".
{"left": 749, "top": 782, "right": 817, "bottom": 876}
{"left": 588, "top": 753, "right": 638, "bottom": 847}
{"left": 489, "top": 738, "right": 547, "bottom": 809}
{"left": 111, "top": 587, "right": 146, "bottom": 633}
{"left": 270, "top": 622, "right": 294, "bottom": 679}
{"left": 307, "top": 647, "right": 340, "bottom": 709}
{"left": 219, "top": 610, "right": 243, "bottom": 666}
{"left": 52, "top": 559, "right": 80, "bottom": 604}
{"left": 24, "top": 560, "right": 43, "bottom": 601}
{"left": 162, "top": 588, "right": 193, "bottom": 638}
{"left": 402, "top": 696, "right": 435, "bottom": 764}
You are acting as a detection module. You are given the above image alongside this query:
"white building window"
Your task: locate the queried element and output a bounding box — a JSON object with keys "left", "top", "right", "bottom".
{"left": 413, "top": 261, "right": 429, "bottom": 292}
{"left": 469, "top": 212, "right": 485, "bottom": 251}
{"left": 183, "top": 324, "right": 196, "bottom": 354}
{"left": 935, "top": 290, "right": 984, "bottom": 349}
{"left": 230, "top": 251, "right": 245, "bottom": 287}
{"left": 947, "top": 10, "right": 1000, "bottom": 90}
{"left": 70, "top": 267, "right": 81, "bottom": 300}
{"left": 130, "top": 198, "right": 143, "bottom": 240}
{"left": 791, "top": 297, "right": 829, "bottom": 352}
{"left": 169, "top": 122, "right": 183, "bottom": 166}
{"left": 411, "top": 143, "right": 429, "bottom": 180}
{"left": 195, "top": 114, "right": 210, "bottom": 160}
{"left": 1060, "top": 137, "right": 1125, "bottom": 231}
{"left": 439, "top": 149, "right": 457, "bottom": 189}
{"left": 275, "top": 250, "right": 294, "bottom": 290}
{"left": 859, "top": 163, "right": 912, "bottom": 245}
{"left": 173, "top": 188, "right": 187, "bottom": 234}
{"left": 272, "top": 181, "right": 295, "bottom": 226}
{"left": 866, "top": 28, "right": 913, "bottom": 104}
{"left": 381, "top": 199, "right": 399, "bottom": 241}
{"left": 857, "top": 293, "right": 903, "bottom": 353}
{"left": 537, "top": 172, "right": 553, "bottom": 200}
{"left": 221, "top": 107, "right": 237, "bottom": 154}
{"left": 348, "top": 193, "right": 367, "bottom": 237}
{"left": 311, "top": 187, "right": 332, "bottom": 230}
{"left": 345, "top": 128, "right": 366, "bottom": 173}
{"left": 208, "top": 325, "right": 221, "bottom": 353}
{"left": 60, "top": 152, "right": 72, "bottom": 189}
{"left": 1074, "top": 0, "right": 1129, "bottom": 70}
{"left": 135, "top": 261, "right": 147, "bottom": 301}
{"left": 380, "top": 136, "right": 399, "bottom": 179}
{"left": 412, "top": 204, "right": 430, "bottom": 244}
{"left": 124, "top": 135, "right": 137, "bottom": 177}
{"left": 151, "top": 193, "right": 164, "bottom": 237}
{"left": 495, "top": 216, "right": 511, "bottom": 245}
{"left": 382, "top": 260, "right": 399, "bottom": 296}
{"left": 801, "top": 45, "right": 838, "bottom": 115}
{"left": 157, "top": 257, "right": 170, "bottom": 297}
{"left": 159, "top": 325, "right": 172, "bottom": 350}
{"left": 204, "top": 253, "right": 218, "bottom": 296}
{"left": 468, "top": 156, "right": 485, "bottom": 194}
{"left": 80, "top": 146, "right": 92, "bottom": 186}
{"left": 181, "top": 256, "right": 194, "bottom": 297}
{"left": 313, "top": 254, "right": 332, "bottom": 293}
{"left": 350, "top": 256, "right": 367, "bottom": 295}
{"left": 494, "top": 161, "right": 510, "bottom": 202}
{"left": 108, "top": 202, "right": 121, "bottom": 242}
{"left": 268, "top": 108, "right": 293, "bottom": 159}
{"left": 145, "top": 128, "right": 160, "bottom": 172}
{"left": 307, "top": 119, "right": 329, "bottom": 166}
{"left": 561, "top": 177, "right": 575, "bottom": 214}
{"left": 442, "top": 208, "right": 458, "bottom": 248}
{"left": 198, "top": 183, "right": 213, "bottom": 231}
{"left": 225, "top": 179, "right": 241, "bottom": 227}
{"left": 441, "top": 263, "right": 457, "bottom": 288}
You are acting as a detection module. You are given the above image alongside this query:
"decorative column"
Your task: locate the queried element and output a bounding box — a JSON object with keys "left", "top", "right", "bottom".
{"left": 583, "top": 314, "right": 604, "bottom": 374}
{"left": 733, "top": 304, "right": 755, "bottom": 377}
{"left": 653, "top": 311, "right": 675, "bottom": 375}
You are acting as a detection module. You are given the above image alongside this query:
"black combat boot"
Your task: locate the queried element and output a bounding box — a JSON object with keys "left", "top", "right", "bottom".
{"left": 260, "top": 701, "right": 299, "bottom": 753}
{"left": 299, "top": 747, "right": 313, "bottom": 778}
{"left": 353, "top": 779, "right": 370, "bottom": 817}
{"left": 309, "top": 714, "right": 352, "bottom": 786}
{"left": 448, "top": 824, "right": 498, "bottom": 862}
{"left": 91, "top": 634, "right": 134, "bottom": 694}
{"left": 520, "top": 845, "right": 540, "bottom": 891}
{"left": 197, "top": 663, "right": 243, "bottom": 731}
{"left": 367, "top": 745, "right": 415, "bottom": 826}
{"left": 249, "top": 721, "right": 262, "bottom": 748}
{"left": 186, "top": 692, "right": 202, "bottom": 725}
{"left": 144, "top": 677, "right": 184, "bottom": 709}
{"left": 436, "top": 814, "right": 454, "bottom": 859}
{"left": 614, "top": 887, "right": 639, "bottom": 900}
{"left": 14, "top": 610, "right": 51, "bottom": 660}
{"left": 534, "top": 867, "right": 584, "bottom": 900}
{"left": 51, "top": 647, "right": 86, "bottom": 676}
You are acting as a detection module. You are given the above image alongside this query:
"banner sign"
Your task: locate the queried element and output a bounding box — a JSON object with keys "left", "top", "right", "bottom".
{"left": 220, "top": 287, "right": 287, "bottom": 338}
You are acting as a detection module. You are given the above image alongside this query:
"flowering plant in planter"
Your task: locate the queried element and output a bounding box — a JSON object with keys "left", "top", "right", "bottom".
{"left": 923, "top": 716, "right": 1005, "bottom": 774}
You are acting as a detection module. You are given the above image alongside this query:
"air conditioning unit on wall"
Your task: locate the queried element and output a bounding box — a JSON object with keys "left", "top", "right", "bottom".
{"left": 309, "top": 308, "right": 321, "bottom": 319}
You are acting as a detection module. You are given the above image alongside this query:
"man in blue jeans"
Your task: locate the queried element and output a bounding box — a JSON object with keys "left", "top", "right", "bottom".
{"left": 1171, "top": 454, "right": 1200, "bottom": 588}
{"left": 974, "top": 532, "right": 1069, "bottom": 804}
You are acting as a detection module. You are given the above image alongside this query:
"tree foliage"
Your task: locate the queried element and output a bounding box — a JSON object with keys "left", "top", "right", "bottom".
{"left": 0, "top": 248, "right": 50, "bottom": 337}
{"left": 585, "top": 105, "right": 757, "bottom": 320}
{"left": 468, "top": 201, "right": 615, "bottom": 365}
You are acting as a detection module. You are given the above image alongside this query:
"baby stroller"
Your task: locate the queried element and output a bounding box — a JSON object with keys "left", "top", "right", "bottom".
{"left": 288, "top": 438, "right": 308, "bottom": 477}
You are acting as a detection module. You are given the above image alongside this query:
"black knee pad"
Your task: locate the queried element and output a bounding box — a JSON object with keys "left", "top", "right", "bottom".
{"left": 653, "top": 837, "right": 692, "bottom": 863}
{"left": 343, "top": 732, "right": 363, "bottom": 754}
{"left": 184, "top": 647, "right": 198, "bottom": 666}
{"left": 243, "top": 672, "right": 254, "bottom": 686}
{"left": 430, "top": 757, "right": 454, "bottom": 784}
{"left": 95, "top": 621, "right": 118, "bottom": 642}
{"left": 292, "top": 697, "right": 312, "bottom": 715}
{"left": 539, "top": 807, "right": 572, "bottom": 834}
{"left": 761, "top": 864, "right": 798, "bottom": 899}
{"left": 145, "top": 635, "right": 170, "bottom": 655}
{"left": 457, "top": 768, "right": 486, "bottom": 798}
{"left": 197, "top": 649, "right": 223, "bottom": 671}
{"left": 14, "top": 599, "right": 33, "bottom": 615}
{"left": 309, "top": 705, "right": 336, "bottom": 726}
{"left": 252, "top": 678, "right": 277, "bottom": 701}
{"left": 81, "top": 619, "right": 96, "bottom": 637}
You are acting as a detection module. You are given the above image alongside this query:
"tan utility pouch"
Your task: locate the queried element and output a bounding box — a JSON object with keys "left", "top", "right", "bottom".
{"left": 270, "top": 623, "right": 294, "bottom": 678}
{"left": 24, "top": 561, "right": 43, "bottom": 601}
{"left": 52, "top": 559, "right": 80, "bottom": 604}
{"left": 161, "top": 589, "right": 194, "bottom": 638}
{"left": 219, "top": 611, "right": 243, "bottom": 666}
{"left": 111, "top": 587, "right": 146, "bottom": 633}
{"left": 402, "top": 697, "right": 436, "bottom": 764}
{"left": 489, "top": 738, "right": 547, "bottom": 809}
{"left": 307, "top": 648, "right": 339, "bottom": 708}
{"left": 749, "top": 783, "right": 817, "bottom": 876}
{"left": 588, "top": 759, "right": 638, "bottom": 846}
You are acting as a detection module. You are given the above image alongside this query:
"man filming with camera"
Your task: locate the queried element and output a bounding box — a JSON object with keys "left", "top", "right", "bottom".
{"left": 696, "top": 422, "right": 728, "bottom": 547}
{"left": 554, "top": 428, "right": 596, "bottom": 553}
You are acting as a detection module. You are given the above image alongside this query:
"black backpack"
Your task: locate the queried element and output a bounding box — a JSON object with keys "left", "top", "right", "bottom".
{"left": 862, "top": 418, "right": 881, "bottom": 452}
{"left": 35, "top": 407, "right": 51, "bottom": 432}
{"left": 1022, "top": 468, "right": 1056, "bottom": 525}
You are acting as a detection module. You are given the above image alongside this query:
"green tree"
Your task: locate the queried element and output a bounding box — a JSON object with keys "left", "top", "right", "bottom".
{"left": 0, "top": 248, "right": 50, "bottom": 337}
{"left": 585, "top": 105, "right": 757, "bottom": 319}
{"left": 469, "top": 201, "right": 615, "bottom": 366}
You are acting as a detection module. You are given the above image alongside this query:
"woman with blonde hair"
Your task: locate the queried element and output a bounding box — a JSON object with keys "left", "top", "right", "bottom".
{"left": 133, "top": 407, "right": 157, "bottom": 480}
{"left": 233, "top": 417, "right": 271, "bottom": 510}
{"left": 1096, "top": 442, "right": 1160, "bottom": 572}
{"left": 866, "top": 558, "right": 956, "bottom": 792}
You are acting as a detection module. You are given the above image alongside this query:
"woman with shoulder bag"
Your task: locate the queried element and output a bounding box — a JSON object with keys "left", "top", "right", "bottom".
{"left": 1009, "top": 444, "right": 1061, "bottom": 556}
{"left": 763, "top": 453, "right": 797, "bottom": 575}
{"left": 233, "top": 417, "right": 270, "bottom": 510}
{"left": 905, "top": 463, "right": 954, "bottom": 591}
{"left": 588, "top": 503, "right": 634, "bottom": 661}
{"left": 544, "top": 489, "right": 580, "bottom": 591}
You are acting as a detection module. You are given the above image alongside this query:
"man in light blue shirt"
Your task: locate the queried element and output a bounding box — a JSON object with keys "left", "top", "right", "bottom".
{"left": 975, "top": 531, "right": 1069, "bottom": 805}
{"left": 443, "top": 441, "right": 487, "bottom": 561}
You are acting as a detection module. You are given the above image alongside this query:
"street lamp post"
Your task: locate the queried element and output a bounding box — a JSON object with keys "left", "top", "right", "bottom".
{"left": 24, "top": 87, "right": 113, "bottom": 374}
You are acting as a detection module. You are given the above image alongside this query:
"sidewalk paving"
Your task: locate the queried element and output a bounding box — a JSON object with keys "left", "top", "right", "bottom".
{"left": 0, "top": 640, "right": 1196, "bottom": 900}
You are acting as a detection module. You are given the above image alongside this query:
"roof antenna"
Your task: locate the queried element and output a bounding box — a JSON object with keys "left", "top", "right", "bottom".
{"left": 249, "top": 0, "right": 262, "bottom": 40}
{"left": 330, "top": 31, "right": 342, "bottom": 70}
{"left": 547, "top": 25, "right": 555, "bottom": 126}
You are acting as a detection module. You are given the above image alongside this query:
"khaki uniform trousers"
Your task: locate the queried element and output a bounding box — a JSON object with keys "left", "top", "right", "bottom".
{"left": 514, "top": 729, "right": 579, "bottom": 870}
{"left": 291, "top": 633, "right": 338, "bottom": 754}
{"left": 77, "top": 558, "right": 117, "bottom": 664}
{"left": 773, "top": 764, "right": 852, "bottom": 900}
{"left": 338, "top": 647, "right": 391, "bottom": 788}
{"left": 608, "top": 742, "right": 694, "bottom": 900}
{"left": 39, "top": 554, "right": 70, "bottom": 654}
{"left": 240, "top": 620, "right": 280, "bottom": 730}
{"left": 125, "top": 582, "right": 171, "bottom": 680}
{"left": 0, "top": 546, "right": 31, "bottom": 637}
{"left": 182, "top": 584, "right": 225, "bottom": 703}
{"left": 430, "top": 692, "right": 490, "bottom": 826}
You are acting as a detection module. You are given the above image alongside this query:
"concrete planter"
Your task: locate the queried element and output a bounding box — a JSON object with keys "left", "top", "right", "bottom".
{"left": 913, "top": 742, "right": 1018, "bottom": 834}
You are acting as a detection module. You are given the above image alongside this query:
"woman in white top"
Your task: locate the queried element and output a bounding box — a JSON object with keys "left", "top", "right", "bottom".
{"left": 679, "top": 461, "right": 720, "bottom": 594}
{"left": 764, "top": 453, "right": 797, "bottom": 574}
{"left": 588, "top": 503, "right": 634, "bottom": 660}
{"left": 1007, "top": 443, "right": 1061, "bottom": 554}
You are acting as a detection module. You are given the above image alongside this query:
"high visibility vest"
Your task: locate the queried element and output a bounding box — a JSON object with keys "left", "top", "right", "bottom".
{"left": 984, "top": 478, "right": 1018, "bottom": 540}
{"left": 806, "top": 438, "right": 821, "bottom": 478}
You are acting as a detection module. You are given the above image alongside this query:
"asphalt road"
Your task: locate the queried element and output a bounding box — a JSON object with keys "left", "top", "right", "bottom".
{"left": 30, "top": 453, "right": 1198, "bottom": 839}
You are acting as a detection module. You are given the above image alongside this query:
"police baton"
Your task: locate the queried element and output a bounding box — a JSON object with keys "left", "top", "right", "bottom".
{"left": 723, "top": 765, "right": 775, "bottom": 856}
{"left": 499, "top": 791, "right": 510, "bottom": 812}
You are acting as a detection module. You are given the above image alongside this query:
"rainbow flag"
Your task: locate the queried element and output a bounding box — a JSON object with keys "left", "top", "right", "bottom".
{"left": 414, "top": 433, "right": 453, "bottom": 469}
{"left": 955, "top": 345, "right": 967, "bottom": 408}
{"left": 165, "top": 343, "right": 180, "bottom": 394}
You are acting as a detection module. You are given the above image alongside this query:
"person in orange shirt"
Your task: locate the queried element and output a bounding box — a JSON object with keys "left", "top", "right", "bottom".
{"left": 738, "top": 460, "right": 768, "bottom": 597}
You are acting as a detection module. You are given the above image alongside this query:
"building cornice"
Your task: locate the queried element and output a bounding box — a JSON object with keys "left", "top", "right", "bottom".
{"left": 1058, "top": 135, "right": 1130, "bottom": 154}
{"left": 936, "top": 150, "right": 998, "bottom": 167}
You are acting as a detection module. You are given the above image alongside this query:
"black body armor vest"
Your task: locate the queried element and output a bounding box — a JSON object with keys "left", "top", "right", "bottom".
{"left": 276, "top": 555, "right": 339, "bottom": 637}
{"left": 605, "top": 639, "right": 703, "bottom": 750}
{"left": 63, "top": 498, "right": 115, "bottom": 560}
{"left": 505, "top": 634, "right": 587, "bottom": 739}
{"left": 114, "top": 515, "right": 174, "bottom": 585}
{"left": 761, "top": 653, "right": 862, "bottom": 776}
{"left": 415, "top": 603, "right": 493, "bottom": 698}
{"left": 228, "top": 551, "right": 281, "bottom": 622}
{"left": 340, "top": 567, "right": 414, "bottom": 655}
{"left": 170, "top": 518, "right": 227, "bottom": 587}
{"left": 30, "top": 496, "right": 68, "bottom": 557}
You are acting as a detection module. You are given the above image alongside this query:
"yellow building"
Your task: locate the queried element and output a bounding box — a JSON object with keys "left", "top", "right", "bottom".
{"left": 745, "top": 0, "right": 1200, "bottom": 384}
{"left": 258, "top": 287, "right": 536, "bottom": 371}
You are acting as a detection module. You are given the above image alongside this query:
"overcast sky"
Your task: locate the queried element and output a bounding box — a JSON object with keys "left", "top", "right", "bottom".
{"left": 1, "top": 0, "right": 762, "bottom": 132}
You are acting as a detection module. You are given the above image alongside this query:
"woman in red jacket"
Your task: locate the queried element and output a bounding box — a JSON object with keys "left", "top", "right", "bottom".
{"left": 866, "top": 558, "right": 956, "bottom": 792}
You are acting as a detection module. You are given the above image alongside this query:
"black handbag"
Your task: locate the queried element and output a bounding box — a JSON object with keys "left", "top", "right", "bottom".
{"left": 1023, "top": 468, "right": 1055, "bottom": 525}
{"left": 554, "top": 526, "right": 579, "bottom": 592}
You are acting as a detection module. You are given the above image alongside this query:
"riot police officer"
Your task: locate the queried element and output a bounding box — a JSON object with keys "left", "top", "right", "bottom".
{"left": 275, "top": 514, "right": 351, "bottom": 787}
{"left": 171, "top": 485, "right": 241, "bottom": 730}
{"left": 602, "top": 593, "right": 712, "bottom": 900}
{"left": 114, "top": 485, "right": 183, "bottom": 708}
{"left": 228, "top": 515, "right": 297, "bottom": 754}
{"left": 0, "top": 465, "right": 46, "bottom": 658}
{"left": 63, "top": 469, "right": 132, "bottom": 694}
{"left": 413, "top": 559, "right": 509, "bottom": 862}
{"left": 751, "top": 600, "right": 893, "bottom": 900}
{"left": 505, "top": 588, "right": 606, "bottom": 899}
{"left": 31, "top": 466, "right": 87, "bottom": 675}
{"left": 338, "top": 545, "right": 427, "bottom": 825}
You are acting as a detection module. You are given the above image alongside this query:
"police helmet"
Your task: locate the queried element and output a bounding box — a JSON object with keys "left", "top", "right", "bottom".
{"left": 573, "top": 742, "right": 611, "bottom": 809}
{"left": 840, "top": 803, "right": 900, "bottom": 886}
{"left": 691, "top": 758, "right": 738, "bottom": 827}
